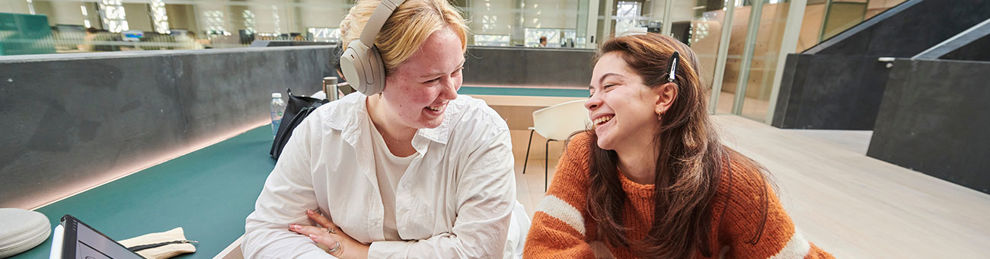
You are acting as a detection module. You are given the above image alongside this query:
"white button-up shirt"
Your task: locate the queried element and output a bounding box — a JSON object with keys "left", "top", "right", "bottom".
{"left": 243, "top": 93, "right": 516, "bottom": 258}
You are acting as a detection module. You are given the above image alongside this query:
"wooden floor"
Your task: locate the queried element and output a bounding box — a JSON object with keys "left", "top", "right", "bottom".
{"left": 511, "top": 114, "right": 990, "bottom": 258}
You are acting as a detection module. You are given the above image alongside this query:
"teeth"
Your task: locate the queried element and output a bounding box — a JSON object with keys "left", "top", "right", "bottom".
{"left": 427, "top": 105, "right": 442, "bottom": 111}
{"left": 594, "top": 115, "right": 613, "bottom": 125}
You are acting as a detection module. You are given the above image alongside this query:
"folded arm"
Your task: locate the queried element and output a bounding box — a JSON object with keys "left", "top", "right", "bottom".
{"left": 243, "top": 120, "right": 331, "bottom": 258}
{"left": 368, "top": 128, "right": 516, "bottom": 258}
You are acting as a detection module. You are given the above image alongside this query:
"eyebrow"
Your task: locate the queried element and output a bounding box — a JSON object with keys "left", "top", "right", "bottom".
{"left": 591, "top": 73, "right": 624, "bottom": 87}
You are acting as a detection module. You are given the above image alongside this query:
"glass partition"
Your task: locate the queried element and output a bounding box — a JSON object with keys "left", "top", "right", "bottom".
{"left": 690, "top": 1, "right": 721, "bottom": 96}
{"left": 1, "top": 0, "right": 613, "bottom": 55}
{"left": 695, "top": 0, "right": 907, "bottom": 121}
{"left": 1, "top": 0, "right": 353, "bottom": 53}
{"left": 1, "top": 0, "right": 916, "bottom": 126}
{"left": 738, "top": 1, "right": 790, "bottom": 120}
{"left": 713, "top": 0, "right": 755, "bottom": 114}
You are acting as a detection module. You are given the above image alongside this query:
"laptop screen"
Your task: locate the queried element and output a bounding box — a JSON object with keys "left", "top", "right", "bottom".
{"left": 56, "top": 215, "right": 145, "bottom": 259}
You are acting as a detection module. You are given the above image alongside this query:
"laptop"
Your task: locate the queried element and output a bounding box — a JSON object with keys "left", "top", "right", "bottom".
{"left": 49, "top": 215, "right": 145, "bottom": 259}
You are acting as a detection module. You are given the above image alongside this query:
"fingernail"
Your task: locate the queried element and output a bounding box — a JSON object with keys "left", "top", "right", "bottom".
{"left": 308, "top": 234, "right": 317, "bottom": 239}
{"left": 306, "top": 209, "right": 314, "bottom": 214}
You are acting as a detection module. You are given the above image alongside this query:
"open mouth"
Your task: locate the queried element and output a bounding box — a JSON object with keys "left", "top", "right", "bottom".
{"left": 593, "top": 115, "right": 613, "bottom": 126}
{"left": 425, "top": 103, "right": 446, "bottom": 112}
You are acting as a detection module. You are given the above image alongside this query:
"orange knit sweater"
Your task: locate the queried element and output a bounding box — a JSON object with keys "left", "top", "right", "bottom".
{"left": 524, "top": 132, "right": 834, "bottom": 258}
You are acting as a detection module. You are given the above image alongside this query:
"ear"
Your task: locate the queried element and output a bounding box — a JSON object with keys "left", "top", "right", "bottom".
{"left": 653, "top": 82, "right": 678, "bottom": 115}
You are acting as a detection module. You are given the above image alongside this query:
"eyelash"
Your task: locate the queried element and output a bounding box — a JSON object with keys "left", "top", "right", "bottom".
{"left": 425, "top": 68, "right": 463, "bottom": 84}
{"left": 589, "top": 84, "right": 616, "bottom": 97}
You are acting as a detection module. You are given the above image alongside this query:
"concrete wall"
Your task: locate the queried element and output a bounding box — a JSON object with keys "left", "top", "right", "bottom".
{"left": 325, "top": 45, "right": 594, "bottom": 87}
{"left": 463, "top": 46, "right": 595, "bottom": 87}
{"left": 772, "top": 0, "right": 990, "bottom": 129}
{"left": 0, "top": 46, "right": 334, "bottom": 208}
{"left": 292, "top": 44, "right": 594, "bottom": 87}
{"left": 867, "top": 59, "right": 990, "bottom": 194}
{"left": 771, "top": 54, "right": 889, "bottom": 129}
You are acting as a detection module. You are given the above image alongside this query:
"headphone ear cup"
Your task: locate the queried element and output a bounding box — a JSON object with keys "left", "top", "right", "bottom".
{"left": 339, "top": 40, "right": 387, "bottom": 96}
{"left": 339, "top": 42, "right": 366, "bottom": 94}
{"left": 364, "top": 45, "right": 386, "bottom": 95}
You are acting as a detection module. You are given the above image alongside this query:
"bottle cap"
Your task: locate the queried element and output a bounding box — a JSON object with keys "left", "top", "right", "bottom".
{"left": 272, "top": 93, "right": 282, "bottom": 98}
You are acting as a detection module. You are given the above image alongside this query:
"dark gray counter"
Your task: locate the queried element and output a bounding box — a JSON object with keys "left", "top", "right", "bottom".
{"left": 0, "top": 46, "right": 334, "bottom": 208}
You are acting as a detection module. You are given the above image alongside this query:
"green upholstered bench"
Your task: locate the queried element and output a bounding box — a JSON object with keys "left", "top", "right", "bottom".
{"left": 10, "top": 127, "right": 275, "bottom": 259}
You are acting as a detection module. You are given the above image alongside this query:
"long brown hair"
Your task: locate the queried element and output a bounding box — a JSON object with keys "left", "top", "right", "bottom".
{"left": 585, "top": 33, "right": 768, "bottom": 258}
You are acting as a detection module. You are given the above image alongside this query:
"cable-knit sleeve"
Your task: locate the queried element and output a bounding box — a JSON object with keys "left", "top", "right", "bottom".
{"left": 716, "top": 159, "right": 834, "bottom": 259}
{"left": 523, "top": 132, "right": 596, "bottom": 259}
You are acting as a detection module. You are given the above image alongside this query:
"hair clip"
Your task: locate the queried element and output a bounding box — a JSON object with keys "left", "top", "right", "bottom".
{"left": 667, "top": 51, "right": 679, "bottom": 83}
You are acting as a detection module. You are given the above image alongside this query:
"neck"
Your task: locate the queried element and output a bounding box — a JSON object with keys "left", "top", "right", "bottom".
{"left": 615, "top": 133, "right": 658, "bottom": 185}
{"left": 367, "top": 95, "right": 417, "bottom": 156}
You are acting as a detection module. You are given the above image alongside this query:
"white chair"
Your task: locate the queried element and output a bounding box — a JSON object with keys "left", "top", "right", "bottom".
{"left": 522, "top": 99, "right": 591, "bottom": 191}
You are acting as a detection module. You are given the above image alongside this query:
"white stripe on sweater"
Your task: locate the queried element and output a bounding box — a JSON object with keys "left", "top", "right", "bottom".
{"left": 769, "top": 228, "right": 811, "bottom": 259}
{"left": 537, "top": 195, "right": 586, "bottom": 236}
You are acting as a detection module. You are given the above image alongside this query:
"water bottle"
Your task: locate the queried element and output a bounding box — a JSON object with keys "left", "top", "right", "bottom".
{"left": 270, "top": 93, "right": 286, "bottom": 136}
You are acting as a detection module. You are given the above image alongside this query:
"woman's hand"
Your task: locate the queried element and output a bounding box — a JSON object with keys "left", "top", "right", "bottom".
{"left": 289, "top": 209, "right": 369, "bottom": 259}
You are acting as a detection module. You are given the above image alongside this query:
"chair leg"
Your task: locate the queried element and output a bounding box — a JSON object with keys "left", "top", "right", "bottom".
{"left": 522, "top": 129, "right": 535, "bottom": 174}
{"left": 545, "top": 139, "right": 551, "bottom": 192}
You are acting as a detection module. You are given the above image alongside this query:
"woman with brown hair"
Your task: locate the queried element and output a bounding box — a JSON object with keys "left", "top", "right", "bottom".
{"left": 523, "top": 33, "right": 833, "bottom": 258}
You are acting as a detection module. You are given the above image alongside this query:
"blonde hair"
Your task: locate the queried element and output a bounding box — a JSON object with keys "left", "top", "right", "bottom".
{"left": 339, "top": 0, "right": 468, "bottom": 74}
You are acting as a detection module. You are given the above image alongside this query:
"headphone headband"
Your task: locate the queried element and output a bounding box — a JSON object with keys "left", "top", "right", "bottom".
{"left": 360, "top": 0, "right": 405, "bottom": 45}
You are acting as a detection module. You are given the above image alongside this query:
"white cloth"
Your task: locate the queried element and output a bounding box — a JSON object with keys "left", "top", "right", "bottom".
{"left": 369, "top": 118, "right": 415, "bottom": 241}
{"left": 504, "top": 201, "right": 531, "bottom": 259}
{"left": 118, "top": 227, "right": 195, "bottom": 259}
{"left": 243, "top": 93, "right": 517, "bottom": 259}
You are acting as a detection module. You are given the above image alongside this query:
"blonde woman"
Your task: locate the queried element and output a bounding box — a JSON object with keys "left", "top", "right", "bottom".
{"left": 524, "top": 34, "right": 833, "bottom": 258}
{"left": 243, "top": 0, "right": 517, "bottom": 258}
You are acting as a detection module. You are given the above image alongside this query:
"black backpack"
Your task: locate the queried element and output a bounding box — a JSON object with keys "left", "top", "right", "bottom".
{"left": 269, "top": 88, "right": 329, "bottom": 160}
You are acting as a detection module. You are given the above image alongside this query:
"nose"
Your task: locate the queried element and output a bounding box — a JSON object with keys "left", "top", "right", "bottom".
{"left": 439, "top": 77, "right": 459, "bottom": 100}
{"left": 585, "top": 92, "right": 601, "bottom": 111}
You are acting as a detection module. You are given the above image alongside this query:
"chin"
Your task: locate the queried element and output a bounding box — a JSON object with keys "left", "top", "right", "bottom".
{"left": 595, "top": 136, "right": 616, "bottom": 151}
{"left": 421, "top": 117, "right": 444, "bottom": 129}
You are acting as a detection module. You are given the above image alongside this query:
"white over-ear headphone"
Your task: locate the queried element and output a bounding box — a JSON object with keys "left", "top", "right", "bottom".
{"left": 338, "top": 0, "right": 407, "bottom": 96}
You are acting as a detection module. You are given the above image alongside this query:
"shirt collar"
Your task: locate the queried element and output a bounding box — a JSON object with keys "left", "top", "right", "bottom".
{"left": 327, "top": 93, "right": 455, "bottom": 149}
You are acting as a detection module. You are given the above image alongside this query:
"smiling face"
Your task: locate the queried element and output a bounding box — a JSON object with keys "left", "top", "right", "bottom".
{"left": 379, "top": 26, "right": 465, "bottom": 130}
{"left": 585, "top": 52, "right": 664, "bottom": 151}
